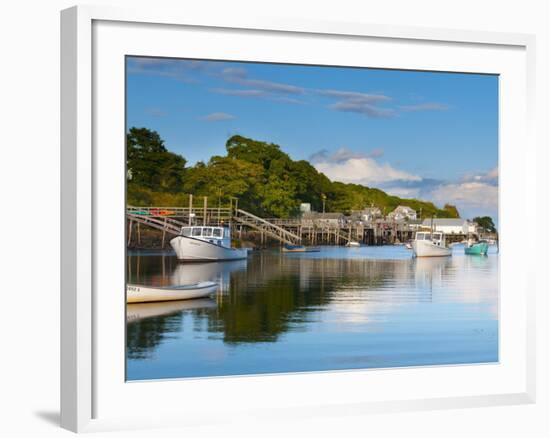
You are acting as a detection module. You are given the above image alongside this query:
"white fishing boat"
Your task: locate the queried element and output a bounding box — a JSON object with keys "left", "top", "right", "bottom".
{"left": 170, "top": 225, "right": 248, "bottom": 262}
{"left": 345, "top": 241, "right": 360, "bottom": 247}
{"left": 412, "top": 231, "right": 451, "bottom": 257}
{"left": 126, "top": 281, "right": 218, "bottom": 303}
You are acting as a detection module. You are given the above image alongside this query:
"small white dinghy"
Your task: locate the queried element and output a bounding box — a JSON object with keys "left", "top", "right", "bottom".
{"left": 127, "top": 281, "right": 218, "bottom": 304}
{"left": 346, "top": 241, "right": 360, "bottom": 247}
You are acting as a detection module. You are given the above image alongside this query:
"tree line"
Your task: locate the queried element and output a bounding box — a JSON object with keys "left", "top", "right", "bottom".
{"left": 126, "top": 127, "right": 460, "bottom": 220}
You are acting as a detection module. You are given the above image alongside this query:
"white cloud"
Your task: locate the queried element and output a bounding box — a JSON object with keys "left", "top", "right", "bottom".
{"left": 210, "top": 88, "right": 267, "bottom": 97}
{"left": 220, "top": 67, "right": 304, "bottom": 95}
{"left": 127, "top": 58, "right": 207, "bottom": 82}
{"left": 201, "top": 112, "right": 236, "bottom": 122}
{"left": 462, "top": 167, "right": 498, "bottom": 184}
{"left": 313, "top": 148, "right": 421, "bottom": 185}
{"left": 311, "top": 147, "right": 498, "bottom": 219}
{"left": 430, "top": 182, "right": 498, "bottom": 211}
{"left": 316, "top": 89, "right": 395, "bottom": 118}
{"left": 330, "top": 101, "right": 396, "bottom": 118}
{"left": 316, "top": 89, "right": 391, "bottom": 103}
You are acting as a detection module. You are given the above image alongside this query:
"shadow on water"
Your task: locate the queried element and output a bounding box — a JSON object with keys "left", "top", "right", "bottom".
{"left": 126, "top": 248, "right": 478, "bottom": 358}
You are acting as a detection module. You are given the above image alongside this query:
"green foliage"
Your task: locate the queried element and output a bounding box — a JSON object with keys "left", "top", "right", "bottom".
{"left": 127, "top": 130, "right": 460, "bottom": 219}
{"left": 473, "top": 216, "right": 497, "bottom": 232}
{"left": 443, "top": 204, "right": 460, "bottom": 218}
{"left": 127, "top": 127, "right": 187, "bottom": 193}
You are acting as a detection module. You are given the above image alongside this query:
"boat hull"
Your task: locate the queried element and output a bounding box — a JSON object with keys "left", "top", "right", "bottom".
{"left": 464, "top": 242, "right": 489, "bottom": 255}
{"left": 170, "top": 236, "right": 248, "bottom": 261}
{"left": 127, "top": 281, "right": 218, "bottom": 303}
{"left": 282, "top": 245, "right": 320, "bottom": 253}
{"left": 412, "top": 240, "right": 452, "bottom": 257}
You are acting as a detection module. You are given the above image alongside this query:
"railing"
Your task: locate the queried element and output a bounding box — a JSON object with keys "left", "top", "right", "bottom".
{"left": 127, "top": 206, "right": 303, "bottom": 245}
{"left": 126, "top": 212, "right": 184, "bottom": 235}
{"left": 233, "top": 209, "right": 301, "bottom": 245}
{"left": 127, "top": 205, "right": 232, "bottom": 219}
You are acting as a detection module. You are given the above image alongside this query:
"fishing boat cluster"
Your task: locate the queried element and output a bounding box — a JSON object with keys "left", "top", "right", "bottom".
{"left": 127, "top": 224, "right": 493, "bottom": 304}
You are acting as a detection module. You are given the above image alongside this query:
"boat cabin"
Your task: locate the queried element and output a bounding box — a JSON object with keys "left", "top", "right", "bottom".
{"left": 415, "top": 231, "right": 447, "bottom": 247}
{"left": 180, "top": 226, "right": 231, "bottom": 247}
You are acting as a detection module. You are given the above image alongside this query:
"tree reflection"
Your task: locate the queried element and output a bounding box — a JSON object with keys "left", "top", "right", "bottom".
{"left": 126, "top": 251, "right": 424, "bottom": 355}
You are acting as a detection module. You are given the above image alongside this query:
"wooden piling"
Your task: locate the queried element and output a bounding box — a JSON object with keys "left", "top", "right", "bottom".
{"left": 162, "top": 217, "right": 167, "bottom": 248}
{"left": 188, "top": 194, "right": 193, "bottom": 225}
{"left": 127, "top": 219, "right": 133, "bottom": 246}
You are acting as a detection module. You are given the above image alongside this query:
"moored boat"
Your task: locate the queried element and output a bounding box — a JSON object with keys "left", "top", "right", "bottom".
{"left": 345, "top": 241, "right": 360, "bottom": 247}
{"left": 126, "top": 281, "right": 218, "bottom": 304}
{"left": 282, "top": 244, "right": 321, "bottom": 253}
{"left": 170, "top": 225, "right": 248, "bottom": 262}
{"left": 412, "top": 231, "right": 451, "bottom": 257}
{"left": 464, "top": 240, "right": 489, "bottom": 255}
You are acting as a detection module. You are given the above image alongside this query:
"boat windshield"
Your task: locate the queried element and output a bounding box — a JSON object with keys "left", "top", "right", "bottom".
{"left": 181, "top": 226, "right": 225, "bottom": 239}
{"left": 416, "top": 232, "right": 431, "bottom": 241}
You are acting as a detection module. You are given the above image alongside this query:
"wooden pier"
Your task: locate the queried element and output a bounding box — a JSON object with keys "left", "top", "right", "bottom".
{"left": 127, "top": 203, "right": 427, "bottom": 248}
{"left": 126, "top": 195, "right": 478, "bottom": 248}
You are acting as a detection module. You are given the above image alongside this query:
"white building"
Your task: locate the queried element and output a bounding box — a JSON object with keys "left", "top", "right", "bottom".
{"left": 362, "top": 207, "right": 382, "bottom": 222}
{"left": 421, "top": 218, "right": 478, "bottom": 234}
{"left": 388, "top": 205, "right": 417, "bottom": 221}
{"left": 300, "top": 203, "right": 311, "bottom": 214}
{"left": 350, "top": 207, "right": 382, "bottom": 223}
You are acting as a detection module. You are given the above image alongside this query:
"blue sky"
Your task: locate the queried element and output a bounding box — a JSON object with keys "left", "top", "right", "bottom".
{"left": 126, "top": 57, "right": 498, "bottom": 220}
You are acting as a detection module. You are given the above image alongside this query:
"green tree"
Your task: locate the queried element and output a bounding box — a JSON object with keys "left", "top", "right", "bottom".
{"left": 127, "top": 127, "right": 187, "bottom": 193}
{"left": 473, "top": 216, "right": 497, "bottom": 233}
{"left": 126, "top": 130, "right": 463, "bottom": 220}
{"left": 443, "top": 204, "right": 460, "bottom": 218}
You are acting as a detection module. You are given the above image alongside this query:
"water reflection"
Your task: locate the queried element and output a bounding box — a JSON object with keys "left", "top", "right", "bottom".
{"left": 127, "top": 246, "right": 498, "bottom": 378}
{"left": 172, "top": 259, "right": 247, "bottom": 293}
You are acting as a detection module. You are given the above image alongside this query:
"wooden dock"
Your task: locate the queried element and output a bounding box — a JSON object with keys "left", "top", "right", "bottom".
{"left": 126, "top": 205, "right": 435, "bottom": 248}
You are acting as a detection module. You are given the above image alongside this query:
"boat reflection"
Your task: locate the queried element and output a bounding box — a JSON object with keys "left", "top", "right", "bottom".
{"left": 127, "top": 298, "right": 216, "bottom": 323}
{"left": 413, "top": 256, "right": 451, "bottom": 291}
{"left": 171, "top": 259, "right": 247, "bottom": 293}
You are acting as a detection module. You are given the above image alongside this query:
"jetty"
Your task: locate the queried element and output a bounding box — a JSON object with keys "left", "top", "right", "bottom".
{"left": 127, "top": 200, "right": 303, "bottom": 247}
{"left": 126, "top": 197, "right": 492, "bottom": 248}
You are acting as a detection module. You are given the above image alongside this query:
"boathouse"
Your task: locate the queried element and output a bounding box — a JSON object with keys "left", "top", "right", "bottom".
{"left": 421, "top": 218, "right": 478, "bottom": 234}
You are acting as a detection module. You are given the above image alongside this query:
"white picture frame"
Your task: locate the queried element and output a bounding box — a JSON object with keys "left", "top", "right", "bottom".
{"left": 60, "top": 5, "right": 536, "bottom": 433}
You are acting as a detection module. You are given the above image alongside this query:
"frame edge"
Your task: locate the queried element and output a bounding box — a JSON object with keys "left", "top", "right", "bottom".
{"left": 60, "top": 5, "right": 93, "bottom": 432}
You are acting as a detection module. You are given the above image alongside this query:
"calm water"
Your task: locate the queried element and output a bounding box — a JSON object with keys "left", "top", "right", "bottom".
{"left": 126, "top": 245, "right": 498, "bottom": 380}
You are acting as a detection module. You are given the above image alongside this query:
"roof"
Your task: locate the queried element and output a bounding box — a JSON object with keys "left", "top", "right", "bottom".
{"left": 422, "top": 218, "right": 466, "bottom": 226}
{"left": 395, "top": 205, "right": 416, "bottom": 211}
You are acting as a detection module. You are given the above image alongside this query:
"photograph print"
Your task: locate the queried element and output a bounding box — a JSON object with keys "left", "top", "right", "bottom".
{"left": 125, "top": 56, "right": 499, "bottom": 381}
